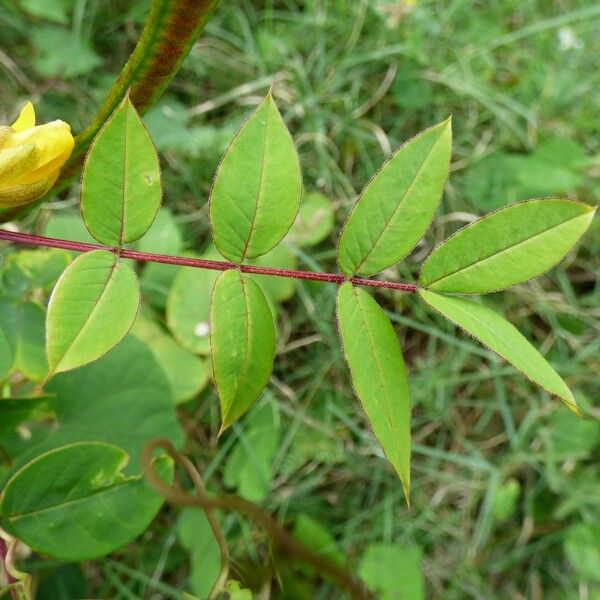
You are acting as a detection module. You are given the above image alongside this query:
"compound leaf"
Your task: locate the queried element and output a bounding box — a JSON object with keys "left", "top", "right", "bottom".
{"left": 0, "top": 442, "right": 172, "bottom": 561}
{"left": 336, "top": 283, "right": 411, "bottom": 501}
{"left": 46, "top": 250, "right": 139, "bottom": 375}
{"left": 209, "top": 93, "right": 302, "bottom": 262}
{"left": 420, "top": 199, "right": 596, "bottom": 294}
{"left": 81, "top": 96, "right": 161, "bottom": 246}
{"left": 210, "top": 269, "right": 275, "bottom": 431}
{"left": 419, "top": 289, "right": 578, "bottom": 413}
{"left": 337, "top": 119, "right": 451, "bottom": 276}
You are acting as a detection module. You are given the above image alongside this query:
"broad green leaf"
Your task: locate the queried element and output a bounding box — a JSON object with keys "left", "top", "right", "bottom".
{"left": 223, "top": 401, "right": 280, "bottom": 502}
{"left": 46, "top": 250, "right": 140, "bottom": 375}
{"left": 43, "top": 211, "right": 97, "bottom": 245}
{"left": 210, "top": 269, "right": 276, "bottom": 431}
{"left": 141, "top": 260, "right": 179, "bottom": 309}
{"left": 0, "top": 396, "right": 54, "bottom": 438}
{"left": 336, "top": 283, "right": 411, "bottom": 500}
{"left": 209, "top": 93, "right": 302, "bottom": 262}
{"left": 1, "top": 249, "right": 71, "bottom": 297}
{"left": 0, "top": 442, "right": 172, "bottom": 561}
{"left": 166, "top": 252, "right": 220, "bottom": 355}
{"left": 136, "top": 207, "right": 183, "bottom": 255}
{"left": 81, "top": 96, "right": 162, "bottom": 246}
{"left": 337, "top": 119, "right": 451, "bottom": 276}
{"left": 40, "top": 335, "right": 183, "bottom": 474}
{"left": 0, "top": 324, "right": 11, "bottom": 380}
{"left": 359, "top": 544, "right": 424, "bottom": 600}
{"left": 0, "top": 299, "right": 47, "bottom": 381}
{"left": 287, "top": 191, "right": 335, "bottom": 247}
{"left": 132, "top": 311, "right": 210, "bottom": 404}
{"left": 420, "top": 199, "right": 596, "bottom": 294}
{"left": 419, "top": 289, "right": 578, "bottom": 413}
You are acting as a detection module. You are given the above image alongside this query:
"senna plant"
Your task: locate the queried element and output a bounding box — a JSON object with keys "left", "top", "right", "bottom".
{"left": 0, "top": 89, "right": 596, "bottom": 598}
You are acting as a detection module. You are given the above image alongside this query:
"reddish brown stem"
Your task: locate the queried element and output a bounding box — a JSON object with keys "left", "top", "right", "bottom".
{"left": 0, "top": 230, "right": 418, "bottom": 293}
{"left": 0, "top": 537, "right": 17, "bottom": 600}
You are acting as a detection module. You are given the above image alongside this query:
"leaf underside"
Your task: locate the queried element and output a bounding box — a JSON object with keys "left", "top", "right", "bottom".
{"left": 418, "top": 289, "right": 578, "bottom": 413}
{"left": 420, "top": 199, "right": 596, "bottom": 294}
{"left": 337, "top": 282, "right": 411, "bottom": 502}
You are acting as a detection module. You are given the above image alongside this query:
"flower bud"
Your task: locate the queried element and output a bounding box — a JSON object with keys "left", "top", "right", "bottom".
{"left": 0, "top": 102, "right": 74, "bottom": 208}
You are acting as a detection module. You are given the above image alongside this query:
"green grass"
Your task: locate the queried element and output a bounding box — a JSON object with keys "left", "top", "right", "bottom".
{"left": 1, "top": 0, "right": 599, "bottom": 598}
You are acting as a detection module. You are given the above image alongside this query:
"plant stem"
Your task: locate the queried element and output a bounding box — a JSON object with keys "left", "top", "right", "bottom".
{"left": 0, "top": 537, "right": 17, "bottom": 600}
{"left": 58, "top": 0, "right": 219, "bottom": 185}
{"left": 0, "top": 230, "right": 418, "bottom": 293}
{"left": 142, "top": 438, "right": 374, "bottom": 600}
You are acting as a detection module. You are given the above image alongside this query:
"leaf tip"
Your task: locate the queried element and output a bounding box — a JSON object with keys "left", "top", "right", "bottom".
{"left": 563, "top": 397, "right": 582, "bottom": 417}
{"left": 401, "top": 478, "right": 411, "bottom": 509}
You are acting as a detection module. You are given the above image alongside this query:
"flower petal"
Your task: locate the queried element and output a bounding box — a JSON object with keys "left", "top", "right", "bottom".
{"left": 0, "top": 170, "right": 58, "bottom": 208}
{"left": 0, "top": 144, "right": 40, "bottom": 184}
{"left": 11, "top": 101, "right": 36, "bottom": 132}
{"left": 3, "top": 121, "right": 74, "bottom": 184}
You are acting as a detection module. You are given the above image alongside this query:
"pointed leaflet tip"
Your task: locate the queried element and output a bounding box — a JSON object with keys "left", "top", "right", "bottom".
{"left": 337, "top": 119, "right": 452, "bottom": 276}
{"left": 336, "top": 283, "right": 412, "bottom": 502}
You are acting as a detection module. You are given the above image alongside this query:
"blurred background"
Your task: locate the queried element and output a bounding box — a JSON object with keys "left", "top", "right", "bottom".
{"left": 1, "top": 1, "right": 599, "bottom": 598}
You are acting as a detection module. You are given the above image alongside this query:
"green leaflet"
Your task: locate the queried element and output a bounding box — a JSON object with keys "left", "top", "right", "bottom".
{"left": 132, "top": 311, "right": 210, "bottom": 404}
{"left": 420, "top": 199, "right": 596, "bottom": 294}
{"left": 419, "top": 289, "right": 578, "bottom": 413}
{"left": 166, "top": 252, "right": 220, "bottom": 355}
{"left": 210, "top": 269, "right": 276, "bottom": 431}
{"left": 337, "top": 119, "right": 451, "bottom": 276}
{"left": 0, "top": 299, "right": 48, "bottom": 381}
{"left": 46, "top": 250, "right": 140, "bottom": 375}
{"left": 287, "top": 191, "right": 335, "bottom": 247}
{"left": 0, "top": 442, "right": 172, "bottom": 561}
{"left": 0, "top": 323, "right": 12, "bottom": 380}
{"left": 336, "top": 283, "right": 411, "bottom": 501}
{"left": 209, "top": 93, "right": 302, "bottom": 262}
{"left": 81, "top": 96, "right": 162, "bottom": 246}
{"left": 43, "top": 335, "right": 184, "bottom": 474}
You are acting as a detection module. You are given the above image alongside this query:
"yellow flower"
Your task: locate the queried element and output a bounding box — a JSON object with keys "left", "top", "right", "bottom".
{"left": 0, "top": 101, "right": 74, "bottom": 208}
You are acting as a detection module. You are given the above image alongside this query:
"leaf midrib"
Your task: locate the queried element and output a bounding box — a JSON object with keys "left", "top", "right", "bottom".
{"left": 118, "top": 104, "right": 130, "bottom": 246}
{"left": 352, "top": 287, "right": 403, "bottom": 469}
{"left": 223, "top": 273, "right": 253, "bottom": 422}
{"left": 350, "top": 130, "right": 445, "bottom": 274}
{"left": 241, "top": 105, "right": 270, "bottom": 261}
{"left": 422, "top": 291, "right": 575, "bottom": 408}
{"left": 425, "top": 210, "right": 589, "bottom": 288}
{"left": 54, "top": 255, "right": 118, "bottom": 372}
{"left": 4, "top": 476, "right": 134, "bottom": 522}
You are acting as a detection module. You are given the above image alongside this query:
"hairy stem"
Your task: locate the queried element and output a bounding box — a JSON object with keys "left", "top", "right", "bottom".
{"left": 0, "top": 230, "right": 418, "bottom": 292}
{"left": 59, "top": 0, "right": 219, "bottom": 185}
{"left": 142, "top": 439, "right": 374, "bottom": 600}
